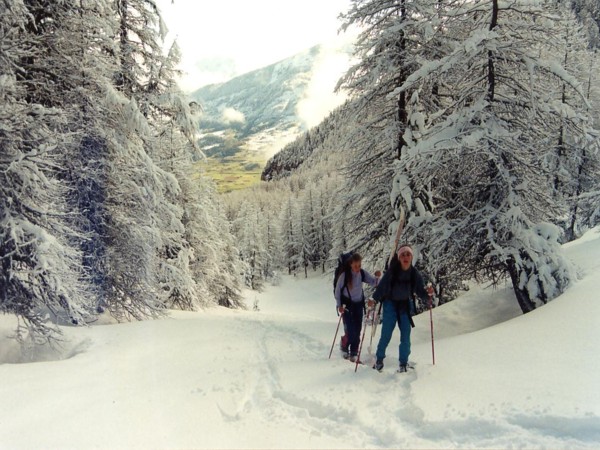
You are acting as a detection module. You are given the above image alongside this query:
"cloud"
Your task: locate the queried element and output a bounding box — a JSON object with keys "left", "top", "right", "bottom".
{"left": 295, "top": 32, "right": 356, "bottom": 128}
{"left": 221, "top": 107, "right": 245, "bottom": 124}
{"left": 244, "top": 127, "right": 303, "bottom": 160}
{"left": 193, "top": 56, "right": 237, "bottom": 77}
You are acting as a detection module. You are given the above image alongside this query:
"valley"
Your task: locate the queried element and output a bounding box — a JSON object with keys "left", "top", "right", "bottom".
{"left": 189, "top": 44, "right": 349, "bottom": 191}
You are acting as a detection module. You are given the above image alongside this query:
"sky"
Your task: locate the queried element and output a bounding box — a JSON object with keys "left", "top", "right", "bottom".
{"left": 156, "top": 0, "right": 355, "bottom": 92}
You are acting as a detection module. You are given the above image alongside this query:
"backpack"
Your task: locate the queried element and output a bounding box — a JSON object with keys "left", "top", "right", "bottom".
{"left": 333, "top": 251, "right": 365, "bottom": 297}
{"left": 333, "top": 251, "right": 353, "bottom": 294}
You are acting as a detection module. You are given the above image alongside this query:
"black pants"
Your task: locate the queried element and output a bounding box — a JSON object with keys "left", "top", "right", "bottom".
{"left": 342, "top": 301, "right": 364, "bottom": 356}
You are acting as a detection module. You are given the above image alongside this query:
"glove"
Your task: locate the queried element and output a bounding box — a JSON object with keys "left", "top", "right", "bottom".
{"left": 426, "top": 283, "right": 434, "bottom": 297}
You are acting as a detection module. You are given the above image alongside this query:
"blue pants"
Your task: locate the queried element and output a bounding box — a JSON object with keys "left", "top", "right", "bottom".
{"left": 376, "top": 300, "right": 412, "bottom": 365}
{"left": 342, "top": 301, "right": 364, "bottom": 356}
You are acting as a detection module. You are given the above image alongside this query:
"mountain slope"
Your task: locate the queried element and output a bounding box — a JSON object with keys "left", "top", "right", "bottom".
{"left": 260, "top": 102, "right": 351, "bottom": 181}
{"left": 190, "top": 47, "right": 315, "bottom": 192}
{"left": 189, "top": 44, "right": 350, "bottom": 192}
{"left": 192, "top": 45, "right": 319, "bottom": 141}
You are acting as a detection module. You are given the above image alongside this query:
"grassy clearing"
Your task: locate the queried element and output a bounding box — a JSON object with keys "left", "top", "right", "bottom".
{"left": 194, "top": 151, "right": 267, "bottom": 193}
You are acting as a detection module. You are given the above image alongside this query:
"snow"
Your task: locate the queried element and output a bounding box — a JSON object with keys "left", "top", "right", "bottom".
{"left": 1, "top": 229, "right": 600, "bottom": 449}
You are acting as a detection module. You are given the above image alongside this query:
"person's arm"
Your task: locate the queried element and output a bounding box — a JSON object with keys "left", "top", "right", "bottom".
{"left": 414, "top": 269, "right": 434, "bottom": 300}
{"left": 372, "top": 270, "right": 390, "bottom": 303}
{"left": 362, "top": 270, "right": 381, "bottom": 287}
{"left": 334, "top": 272, "right": 345, "bottom": 309}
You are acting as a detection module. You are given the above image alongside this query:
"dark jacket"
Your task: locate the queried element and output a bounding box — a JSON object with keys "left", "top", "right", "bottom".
{"left": 372, "top": 259, "right": 428, "bottom": 316}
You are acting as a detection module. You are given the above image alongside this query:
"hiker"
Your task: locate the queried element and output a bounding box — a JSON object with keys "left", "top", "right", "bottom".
{"left": 370, "top": 245, "right": 434, "bottom": 372}
{"left": 334, "top": 253, "right": 381, "bottom": 362}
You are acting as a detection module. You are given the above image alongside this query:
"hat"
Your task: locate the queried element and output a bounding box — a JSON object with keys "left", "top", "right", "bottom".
{"left": 397, "top": 245, "right": 413, "bottom": 258}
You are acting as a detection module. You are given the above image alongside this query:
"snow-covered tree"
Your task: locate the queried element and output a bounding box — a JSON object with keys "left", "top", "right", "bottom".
{"left": 233, "top": 201, "right": 268, "bottom": 290}
{"left": 182, "top": 172, "right": 243, "bottom": 308}
{"left": 394, "top": 0, "right": 596, "bottom": 313}
{"left": 278, "top": 195, "right": 302, "bottom": 276}
{"left": 310, "top": 184, "right": 335, "bottom": 272}
{"left": 569, "top": 0, "right": 600, "bottom": 47}
{"left": 1, "top": 0, "right": 246, "bottom": 346}
{"left": 334, "top": 0, "right": 452, "bottom": 268}
{"left": 104, "top": 0, "right": 244, "bottom": 315}
{"left": 0, "top": 1, "right": 95, "bottom": 342}
{"left": 548, "top": 21, "right": 600, "bottom": 240}
{"left": 225, "top": 185, "right": 287, "bottom": 288}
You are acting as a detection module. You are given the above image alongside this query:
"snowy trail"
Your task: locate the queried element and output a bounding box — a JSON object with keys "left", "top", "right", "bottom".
{"left": 1, "top": 228, "right": 600, "bottom": 449}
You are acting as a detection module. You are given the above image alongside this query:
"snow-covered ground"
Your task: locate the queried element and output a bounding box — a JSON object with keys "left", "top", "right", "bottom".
{"left": 1, "top": 228, "right": 600, "bottom": 449}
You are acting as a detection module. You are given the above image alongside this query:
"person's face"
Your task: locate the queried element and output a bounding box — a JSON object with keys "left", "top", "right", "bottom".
{"left": 398, "top": 251, "right": 412, "bottom": 269}
{"left": 351, "top": 260, "right": 361, "bottom": 273}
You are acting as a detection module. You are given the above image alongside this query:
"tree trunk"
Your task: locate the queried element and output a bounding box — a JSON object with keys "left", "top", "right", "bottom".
{"left": 506, "top": 257, "right": 536, "bottom": 314}
{"left": 487, "top": 0, "right": 499, "bottom": 102}
{"left": 396, "top": 0, "right": 408, "bottom": 160}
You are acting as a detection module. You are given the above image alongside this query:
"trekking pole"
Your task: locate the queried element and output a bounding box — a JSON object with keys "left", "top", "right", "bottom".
{"left": 355, "top": 307, "right": 372, "bottom": 372}
{"left": 428, "top": 284, "right": 435, "bottom": 365}
{"left": 328, "top": 308, "right": 345, "bottom": 359}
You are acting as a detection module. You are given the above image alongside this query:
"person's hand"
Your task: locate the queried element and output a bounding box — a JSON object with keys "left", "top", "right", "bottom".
{"left": 338, "top": 305, "right": 346, "bottom": 314}
{"left": 426, "top": 283, "right": 434, "bottom": 297}
{"left": 374, "top": 270, "right": 382, "bottom": 278}
{"left": 367, "top": 298, "right": 375, "bottom": 308}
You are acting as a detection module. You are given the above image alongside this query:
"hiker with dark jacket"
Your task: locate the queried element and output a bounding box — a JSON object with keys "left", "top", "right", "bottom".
{"left": 334, "top": 253, "right": 380, "bottom": 362}
{"left": 370, "top": 245, "right": 433, "bottom": 372}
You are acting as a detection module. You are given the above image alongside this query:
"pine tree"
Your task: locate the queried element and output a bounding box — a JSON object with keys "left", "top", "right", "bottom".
{"left": 106, "top": 0, "right": 244, "bottom": 315}
{"left": 234, "top": 201, "right": 267, "bottom": 290}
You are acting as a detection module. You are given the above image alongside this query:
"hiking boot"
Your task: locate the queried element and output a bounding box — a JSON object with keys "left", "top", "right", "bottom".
{"left": 340, "top": 335, "right": 349, "bottom": 352}
{"left": 373, "top": 359, "right": 384, "bottom": 372}
{"left": 342, "top": 352, "right": 350, "bottom": 360}
{"left": 398, "top": 364, "right": 408, "bottom": 373}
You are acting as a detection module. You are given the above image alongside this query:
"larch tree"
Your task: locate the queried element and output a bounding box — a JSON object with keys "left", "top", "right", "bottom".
{"left": 335, "top": 0, "right": 455, "bottom": 272}
{"left": 0, "top": 0, "right": 101, "bottom": 342}
{"left": 1, "top": 0, "right": 246, "bottom": 345}
{"left": 279, "top": 195, "right": 302, "bottom": 276}
{"left": 394, "top": 0, "right": 597, "bottom": 313}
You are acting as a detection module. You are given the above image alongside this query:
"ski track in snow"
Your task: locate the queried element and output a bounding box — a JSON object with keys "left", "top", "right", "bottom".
{"left": 212, "top": 311, "right": 436, "bottom": 449}
{"left": 215, "top": 315, "right": 375, "bottom": 446}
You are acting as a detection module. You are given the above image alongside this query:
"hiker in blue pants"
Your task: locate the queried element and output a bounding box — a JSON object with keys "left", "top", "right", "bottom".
{"left": 334, "top": 253, "right": 380, "bottom": 362}
{"left": 370, "top": 245, "right": 433, "bottom": 372}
